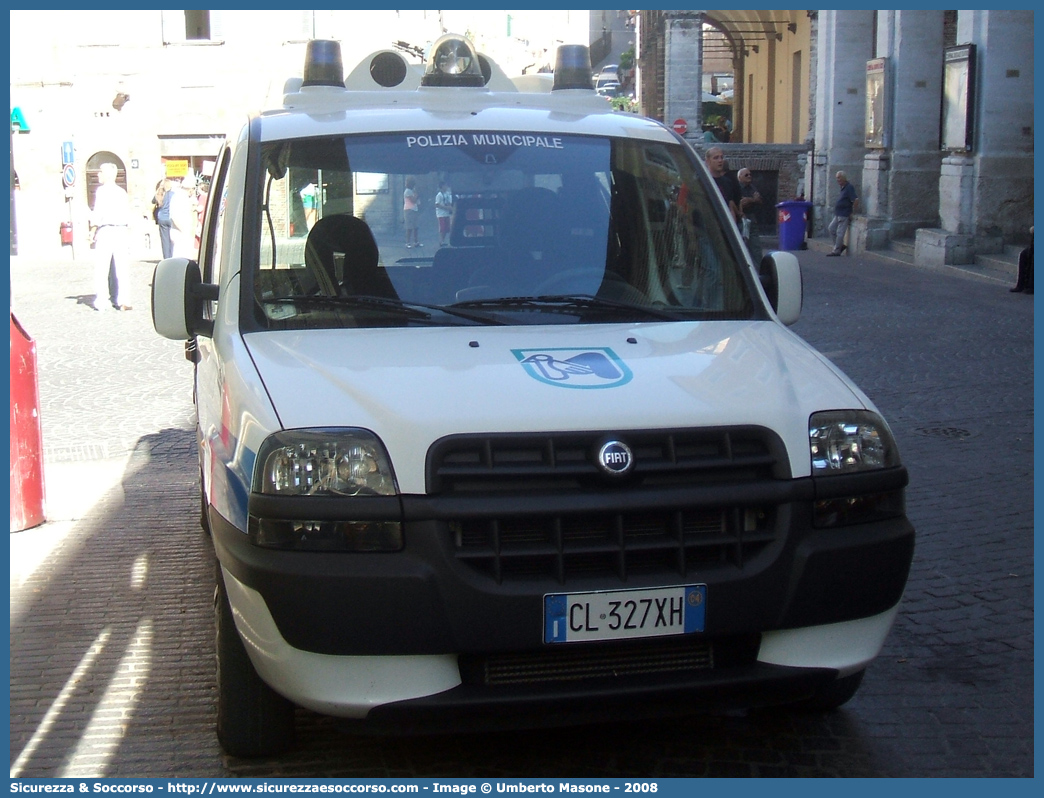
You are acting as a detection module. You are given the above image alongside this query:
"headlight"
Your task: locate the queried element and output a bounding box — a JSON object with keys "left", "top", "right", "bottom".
{"left": 256, "top": 429, "right": 397, "bottom": 496}
{"left": 809, "top": 411, "right": 903, "bottom": 529}
{"left": 809, "top": 411, "right": 898, "bottom": 474}
{"left": 250, "top": 429, "right": 402, "bottom": 551}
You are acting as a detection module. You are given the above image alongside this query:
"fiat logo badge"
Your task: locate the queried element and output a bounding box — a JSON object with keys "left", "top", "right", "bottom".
{"left": 597, "top": 440, "right": 634, "bottom": 477}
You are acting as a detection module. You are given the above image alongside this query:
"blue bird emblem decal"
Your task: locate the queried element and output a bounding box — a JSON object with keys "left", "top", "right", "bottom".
{"left": 512, "top": 347, "right": 633, "bottom": 389}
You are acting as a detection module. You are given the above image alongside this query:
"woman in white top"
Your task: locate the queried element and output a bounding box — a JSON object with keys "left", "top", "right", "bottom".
{"left": 169, "top": 178, "right": 197, "bottom": 259}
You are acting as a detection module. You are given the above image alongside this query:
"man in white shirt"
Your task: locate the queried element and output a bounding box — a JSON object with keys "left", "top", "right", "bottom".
{"left": 89, "top": 162, "right": 132, "bottom": 311}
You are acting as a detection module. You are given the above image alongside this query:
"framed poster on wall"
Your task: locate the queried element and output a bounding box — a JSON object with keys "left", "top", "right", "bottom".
{"left": 942, "top": 45, "right": 975, "bottom": 152}
{"left": 865, "top": 58, "right": 888, "bottom": 149}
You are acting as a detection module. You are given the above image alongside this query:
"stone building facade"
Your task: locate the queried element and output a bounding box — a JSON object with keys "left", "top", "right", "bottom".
{"left": 9, "top": 9, "right": 591, "bottom": 260}
{"left": 637, "top": 9, "right": 1034, "bottom": 261}
{"left": 815, "top": 9, "right": 1034, "bottom": 263}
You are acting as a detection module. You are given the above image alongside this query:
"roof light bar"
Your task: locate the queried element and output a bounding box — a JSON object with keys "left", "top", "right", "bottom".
{"left": 421, "top": 34, "right": 486, "bottom": 87}
{"left": 552, "top": 44, "right": 594, "bottom": 90}
{"left": 302, "top": 39, "right": 345, "bottom": 88}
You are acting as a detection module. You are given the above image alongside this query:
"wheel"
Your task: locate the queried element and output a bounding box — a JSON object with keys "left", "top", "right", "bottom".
{"left": 215, "top": 565, "right": 296, "bottom": 757}
{"left": 794, "top": 669, "right": 865, "bottom": 711}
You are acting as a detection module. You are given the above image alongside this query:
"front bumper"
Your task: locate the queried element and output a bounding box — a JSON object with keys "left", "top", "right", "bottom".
{"left": 212, "top": 464, "right": 914, "bottom": 720}
{"left": 213, "top": 471, "right": 914, "bottom": 656}
{"left": 221, "top": 563, "right": 898, "bottom": 723}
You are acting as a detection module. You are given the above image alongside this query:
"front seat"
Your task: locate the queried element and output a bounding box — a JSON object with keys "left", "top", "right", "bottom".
{"left": 303, "top": 214, "right": 397, "bottom": 299}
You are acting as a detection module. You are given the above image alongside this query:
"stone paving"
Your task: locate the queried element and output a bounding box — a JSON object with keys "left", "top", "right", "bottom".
{"left": 8, "top": 244, "right": 1034, "bottom": 778}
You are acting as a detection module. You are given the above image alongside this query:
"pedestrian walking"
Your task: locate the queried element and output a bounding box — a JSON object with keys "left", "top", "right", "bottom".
{"left": 88, "top": 162, "right": 132, "bottom": 311}
{"left": 194, "top": 182, "right": 209, "bottom": 251}
{"left": 827, "top": 170, "right": 858, "bottom": 256}
{"left": 403, "top": 176, "right": 421, "bottom": 248}
{"left": 169, "top": 176, "right": 197, "bottom": 259}
{"left": 152, "top": 178, "right": 174, "bottom": 259}
{"left": 715, "top": 119, "right": 731, "bottom": 143}
{"left": 300, "top": 181, "right": 318, "bottom": 232}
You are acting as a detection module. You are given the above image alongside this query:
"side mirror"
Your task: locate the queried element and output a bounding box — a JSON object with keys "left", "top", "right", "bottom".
{"left": 758, "top": 250, "right": 802, "bottom": 325}
{"left": 152, "top": 257, "right": 219, "bottom": 340}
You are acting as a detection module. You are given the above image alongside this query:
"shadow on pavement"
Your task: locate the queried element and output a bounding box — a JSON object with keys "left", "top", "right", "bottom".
{"left": 10, "top": 427, "right": 222, "bottom": 777}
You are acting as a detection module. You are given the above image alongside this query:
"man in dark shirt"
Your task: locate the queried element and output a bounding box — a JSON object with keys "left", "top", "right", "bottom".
{"left": 827, "top": 170, "right": 859, "bottom": 256}
{"left": 704, "top": 147, "right": 741, "bottom": 224}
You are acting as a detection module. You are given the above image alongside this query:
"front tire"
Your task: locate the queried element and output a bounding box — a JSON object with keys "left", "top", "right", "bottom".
{"left": 794, "top": 669, "right": 865, "bottom": 711}
{"left": 215, "top": 565, "right": 296, "bottom": 757}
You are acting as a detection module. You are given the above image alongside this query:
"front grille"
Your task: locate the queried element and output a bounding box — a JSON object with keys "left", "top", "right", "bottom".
{"left": 453, "top": 506, "right": 775, "bottom": 583}
{"left": 428, "top": 427, "right": 786, "bottom": 494}
{"left": 459, "top": 634, "right": 760, "bottom": 686}
{"left": 430, "top": 428, "right": 787, "bottom": 584}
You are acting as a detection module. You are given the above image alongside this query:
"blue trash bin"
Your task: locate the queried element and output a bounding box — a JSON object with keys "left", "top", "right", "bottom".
{"left": 776, "top": 200, "right": 812, "bottom": 251}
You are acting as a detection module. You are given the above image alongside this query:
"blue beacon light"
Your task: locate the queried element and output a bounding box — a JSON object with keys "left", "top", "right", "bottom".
{"left": 552, "top": 44, "right": 594, "bottom": 91}
{"left": 302, "top": 40, "right": 345, "bottom": 87}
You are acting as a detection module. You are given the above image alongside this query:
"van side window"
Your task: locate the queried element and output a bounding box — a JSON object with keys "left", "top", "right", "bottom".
{"left": 200, "top": 147, "right": 231, "bottom": 287}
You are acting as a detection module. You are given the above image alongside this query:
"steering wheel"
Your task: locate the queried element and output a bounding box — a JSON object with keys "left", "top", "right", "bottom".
{"left": 535, "top": 268, "right": 650, "bottom": 306}
{"left": 533, "top": 268, "right": 608, "bottom": 296}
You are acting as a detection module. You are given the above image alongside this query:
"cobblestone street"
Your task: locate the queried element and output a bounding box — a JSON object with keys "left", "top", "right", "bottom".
{"left": 8, "top": 245, "right": 1034, "bottom": 778}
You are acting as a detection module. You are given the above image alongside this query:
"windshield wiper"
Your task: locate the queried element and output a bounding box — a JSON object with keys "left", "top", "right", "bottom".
{"left": 451, "top": 294, "right": 679, "bottom": 321}
{"left": 263, "top": 295, "right": 432, "bottom": 320}
{"left": 262, "top": 295, "right": 505, "bottom": 325}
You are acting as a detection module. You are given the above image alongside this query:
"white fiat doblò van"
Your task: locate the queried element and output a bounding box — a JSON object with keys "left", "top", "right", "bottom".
{"left": 153, "top": 36, "right": 914, "bottom": 757}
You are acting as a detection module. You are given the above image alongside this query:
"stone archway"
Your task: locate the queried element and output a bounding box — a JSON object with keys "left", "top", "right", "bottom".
{"left": 84, "top": 151, "right": 127, "bottom": 210}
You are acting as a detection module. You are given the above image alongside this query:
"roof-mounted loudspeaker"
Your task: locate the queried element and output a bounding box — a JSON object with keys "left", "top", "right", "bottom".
{"left": 344, "top": 50, "right": 422, "bottom": 90}
{"left": 370, "top": 51, "right": 409, "bottom": 88}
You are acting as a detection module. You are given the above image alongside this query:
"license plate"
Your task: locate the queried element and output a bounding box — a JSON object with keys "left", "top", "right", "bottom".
{"left": 544, "top": 584, "right": 706, "bottom": 644}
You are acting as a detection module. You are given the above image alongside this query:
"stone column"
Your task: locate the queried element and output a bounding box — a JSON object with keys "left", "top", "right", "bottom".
{"left": 855, "top": 9, "right": 944, "bottom": 252}
{"left": 855, "top": 151, "right": 891, "bottom": 250}
{"left": 960, "top": 10, "right": 1033, "bottom": 242}
{"left": 916, "top": 155, "right": 978, "bottom": 266}
{"left": 663, "top": 11, "right": 703, "bottom": 146}
{"left": 802, "top": 12, "right": 819, "bottom": 205}
{"left": 812, "top": 10, "right": 874, "bottom": 236}
{"left": 939, "top": 156, "right": 977, "bottom": 234}
{"left": 916, "top": 9, "right": 1033, "bottom": 266}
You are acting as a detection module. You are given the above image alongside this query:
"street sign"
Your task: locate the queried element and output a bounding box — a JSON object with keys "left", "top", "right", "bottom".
{"left": 672, "top": 118, "right": 688, "bottom": 135}
{"left": 165, "top": 159, "right": 189, "bottom": 178}
{"left": 11, "top": 107, "right": 30, "bottom": 132}
{"left": 62, "top": 140, "right": 74, "bottom": 165}
{"left": 62, "top": 164, "right": 76, "bottom": 188}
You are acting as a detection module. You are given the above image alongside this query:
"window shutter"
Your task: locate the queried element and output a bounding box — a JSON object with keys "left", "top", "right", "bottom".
{"left": 210, "top": 10, "right": 226, "bottom": 42}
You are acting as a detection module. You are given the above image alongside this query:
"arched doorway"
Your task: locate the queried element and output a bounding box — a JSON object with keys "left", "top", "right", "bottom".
{"left": 85, "top": 151, "right": 127, "bottom": 210}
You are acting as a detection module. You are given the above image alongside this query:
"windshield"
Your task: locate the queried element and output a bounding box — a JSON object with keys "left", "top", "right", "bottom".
{"left": 250, "top": 131, "right": 755, "bottom": 329}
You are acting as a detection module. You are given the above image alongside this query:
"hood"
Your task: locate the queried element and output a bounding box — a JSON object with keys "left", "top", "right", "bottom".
{"left": 243, "top": 321, "right": 865, "bottom": 493}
